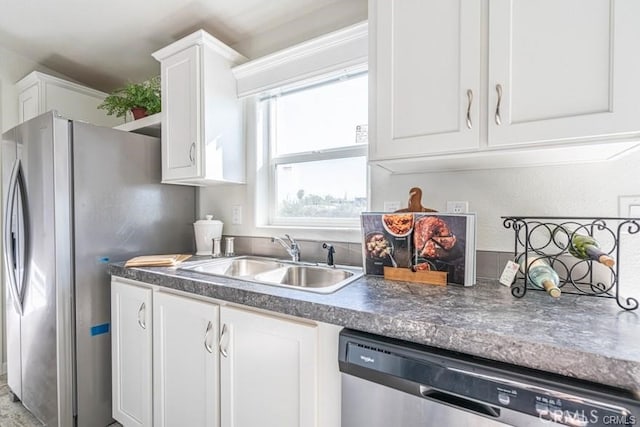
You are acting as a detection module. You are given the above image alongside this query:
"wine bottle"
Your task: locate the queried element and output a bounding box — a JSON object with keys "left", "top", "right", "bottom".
{"left": 519, "top": 256, "right": 561, "bottom": 298}
{"left": 568, "top": 232, "right": 615, "bottom": 267}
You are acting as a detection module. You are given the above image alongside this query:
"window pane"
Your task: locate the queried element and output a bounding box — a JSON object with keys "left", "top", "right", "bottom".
{"left": 274, "top": 74, "right": 368, "bottom": 155}
{"left": 275, "top": 157, "right": 367, "bottom": 218}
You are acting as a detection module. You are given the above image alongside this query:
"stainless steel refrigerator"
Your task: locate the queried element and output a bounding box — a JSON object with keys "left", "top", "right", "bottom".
{"left": 1, "top": 112, "right": 195, "bottom": 426}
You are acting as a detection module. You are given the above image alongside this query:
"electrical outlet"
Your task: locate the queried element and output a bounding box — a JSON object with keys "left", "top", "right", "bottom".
{"left": 231, "top": 205, "right": 242, "bottom": 225}
{"left": 446, "top": 201, "right": 469, "bottom": 214}
{"left": 383, "top": 201, "right": 401, "bottom": 212}
{"left": 619, "top": 195, "right": 640, "bottom": 217}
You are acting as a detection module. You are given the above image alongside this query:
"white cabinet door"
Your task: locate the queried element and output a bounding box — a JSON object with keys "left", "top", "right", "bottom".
{"left": 111, "top": 279, "right": 153, "bottom": 427}
{"left": 153, "top": 292, "right": 219, "bottom": 427}
{"left": 160, "top": 44, "right": 201, "bottom": 182}
{"left": 16, "top": 71, "right": 123, "bottom": 127}
{"left": 370, "top": 0, "right": 481, "bottom": 160}
{"left": 18, "top": 84, "right": 39, "bottom": 123}
{"left": 154, "top": 30, "right": 246, "bottom": 186}
{"left": 220, "top": 306, "right": 318, "bottom": 427}
{"left": 488, "top": 0, "right": 640, "bottom": 146}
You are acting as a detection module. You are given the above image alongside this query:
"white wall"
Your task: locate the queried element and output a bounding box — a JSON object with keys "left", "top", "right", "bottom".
{"left": 0, "top": 45, "right": 63, "bottom": 132}
{"left": 370, "top": 148, "right": 640, "bottom": 252}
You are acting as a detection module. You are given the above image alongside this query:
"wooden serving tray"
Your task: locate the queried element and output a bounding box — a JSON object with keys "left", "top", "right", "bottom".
{"left": 383, "top": 267, "right": 447, "bottom": 286}
{"left": 124, "top": 254, "right": 192, "bottom": 267}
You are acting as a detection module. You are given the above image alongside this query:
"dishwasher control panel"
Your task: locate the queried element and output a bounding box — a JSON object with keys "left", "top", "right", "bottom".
{"left": 481, "top": 375, "right": 635, "bottom": 426}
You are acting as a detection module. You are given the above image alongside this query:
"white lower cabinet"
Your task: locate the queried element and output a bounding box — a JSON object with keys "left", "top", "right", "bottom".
{"left": 111, "top": 277, "right": 341, "bottom": 427}
{"left": 219, "top": 306, "right": 318, "bottom": 427}
{"left": 153, "top": 292, "right": 220, "bottom": 427}
{"left": 111, "top": 278, "right": 218, "bottom": 427}
{"left": 111, "top": 279, "right": 153, "bottom": 427}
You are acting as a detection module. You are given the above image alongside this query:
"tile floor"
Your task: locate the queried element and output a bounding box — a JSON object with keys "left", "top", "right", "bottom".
{"left": 0, "top": 374, "right": 41, "bottom": 427}
{"left": 0, "top": 374, "right": 121, "bottom": 427}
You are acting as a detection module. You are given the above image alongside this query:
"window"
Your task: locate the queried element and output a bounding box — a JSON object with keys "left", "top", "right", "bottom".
{"left": 259, "top": 71, "right": 368, "bottom": 227}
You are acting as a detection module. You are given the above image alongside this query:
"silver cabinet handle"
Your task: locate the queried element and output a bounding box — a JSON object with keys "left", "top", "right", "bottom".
{"left": 465, "top": 89, "right": 473, "bottom": 129}
{"left": 204, "top": 321, "right": 214, "bottom": 353}
{"left": 495, "top": 84, "right": 503, "bottom": 125}
{"left": 137, "top": 302, "right": 146, "bottom": 329}
{"left": 189, "top": 142, "right": 196, "bottom": 164}
{"left": 219, "top": 323, "right": 228, "bottom": 358}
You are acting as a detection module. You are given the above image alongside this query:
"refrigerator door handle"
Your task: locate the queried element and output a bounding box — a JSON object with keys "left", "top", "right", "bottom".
{"left": 4, "top": 159, "right": 31, "bottom": 316}
{"left": 4, "top": 159, "right": 24, "bottom": 316}
{"left": 15, "top": 160, "right": 31, "bottom": 310}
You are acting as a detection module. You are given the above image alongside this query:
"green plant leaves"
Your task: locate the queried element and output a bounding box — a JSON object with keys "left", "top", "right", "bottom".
{"left": 97, "top": 76, "right": 161, "bottom": 118}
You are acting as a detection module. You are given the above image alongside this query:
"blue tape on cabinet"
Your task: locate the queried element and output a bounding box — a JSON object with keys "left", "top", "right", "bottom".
{"left": 90, "top": 323, "right": 110, "bottom": 336}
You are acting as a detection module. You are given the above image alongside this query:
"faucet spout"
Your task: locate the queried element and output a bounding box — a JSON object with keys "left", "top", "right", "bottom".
{"left": 271, "top": 235, "right": 301, "bottom": 262}
{"left": 322, "top": 243, "right": 335, "bottom": 267}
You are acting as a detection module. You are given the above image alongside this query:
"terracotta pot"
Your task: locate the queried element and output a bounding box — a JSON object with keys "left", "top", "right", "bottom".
{"left": 130, "top": 107, "right": 148, "bottom": 120}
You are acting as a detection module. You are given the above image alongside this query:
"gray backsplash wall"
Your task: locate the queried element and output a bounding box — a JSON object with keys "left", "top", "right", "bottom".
{"left": 226, "top": 235, "right": 511, "bottom": 280}
{"left": 227, "top": 235, "right": 365, "bottom": 268}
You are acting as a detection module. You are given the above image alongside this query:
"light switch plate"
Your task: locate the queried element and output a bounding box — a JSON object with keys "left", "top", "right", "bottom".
{"left": 231, "top": 205, "right": 242, "bottom": 225}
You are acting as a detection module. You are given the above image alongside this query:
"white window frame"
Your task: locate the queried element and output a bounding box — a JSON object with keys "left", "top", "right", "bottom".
{"left": 232, "top": 21, "right": 368, "bottom": 232}
{"left": 258, "top": 72, "right": 368, "bottom": 228}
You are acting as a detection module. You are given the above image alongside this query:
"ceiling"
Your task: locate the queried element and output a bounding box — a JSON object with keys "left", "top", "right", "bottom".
{"left": 0, "top": 0, "right": 367, "bottom": 92}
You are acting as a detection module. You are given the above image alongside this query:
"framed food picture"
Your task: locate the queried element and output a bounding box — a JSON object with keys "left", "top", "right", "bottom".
{"left": 413, "top": 213, "right": 476, "bottom": 286}
{"left": 361, "top": 212, "right": 476, "bottom": 286}
{"left": 361, "top": 213, "right": 413, "bottom": 275}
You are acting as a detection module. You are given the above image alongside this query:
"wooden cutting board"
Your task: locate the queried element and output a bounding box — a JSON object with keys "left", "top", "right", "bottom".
{"left": 384, "top": 267, "right": 447, "bottom": 286}
{"left": 124, "top": 254, "right": 192, "bottom": 267}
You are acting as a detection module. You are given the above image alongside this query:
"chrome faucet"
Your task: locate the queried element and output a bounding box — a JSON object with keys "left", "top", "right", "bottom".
{"left": 271, "top": 234, "right": 301, "bottom": 262}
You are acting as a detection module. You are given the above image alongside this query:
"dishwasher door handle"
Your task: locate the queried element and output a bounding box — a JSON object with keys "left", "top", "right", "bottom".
{"left": 419, "top": 385, "right": 501, "bottom": 418}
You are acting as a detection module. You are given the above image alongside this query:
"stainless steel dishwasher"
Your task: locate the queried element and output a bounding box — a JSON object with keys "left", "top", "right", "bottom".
{"left": 339, "top": 329, "right": 639, "bottom": 426}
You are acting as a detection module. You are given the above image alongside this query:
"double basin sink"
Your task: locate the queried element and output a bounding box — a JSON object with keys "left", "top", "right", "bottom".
{"left": 180, "top": 256, "right": 363, "bottom": 294}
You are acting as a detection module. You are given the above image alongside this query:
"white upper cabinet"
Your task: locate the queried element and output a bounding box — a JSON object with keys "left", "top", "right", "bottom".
{"left": 370, "top": 0, "right": 481, "bottom": 160}
{"left": 488, "top": 0, "right": 640, "bottom": 147}
{"left": 16, "top": 71, "right": 123, "bottom": 127}
{"left": 18, "top": 83, "right": 39, "bottom": 123}
{"left": 159, "top": 45, "right": 201, "bottom": 181}
{"left": 153, "top": 30, "right": 247, "bottom": 186}
{"left": 370, "top": 0, "right": 640, "bottom": 171}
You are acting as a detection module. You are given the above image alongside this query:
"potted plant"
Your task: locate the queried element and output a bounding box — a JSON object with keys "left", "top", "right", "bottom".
{"left": 97, "top": 76, "right": 161, "bottom": 120}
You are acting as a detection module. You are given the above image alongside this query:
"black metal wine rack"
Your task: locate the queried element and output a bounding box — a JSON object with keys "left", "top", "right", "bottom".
{"left": 502, "top": 216, "right": 639, "bottom": 311}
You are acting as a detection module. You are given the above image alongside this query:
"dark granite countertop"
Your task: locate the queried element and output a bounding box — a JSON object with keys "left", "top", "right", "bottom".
{"left": 109, "top": 258, "right": 640, "bottom": 394}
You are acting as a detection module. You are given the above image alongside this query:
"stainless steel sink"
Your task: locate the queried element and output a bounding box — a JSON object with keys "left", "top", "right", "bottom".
{"left": 255, "top": 265, "right": 354, "bottom": 288}
{"left": 185, "top": 256, "right": 286, "bottom": 278}
{"left": 180, "top": 256, "right": 362, "bottom": 293}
